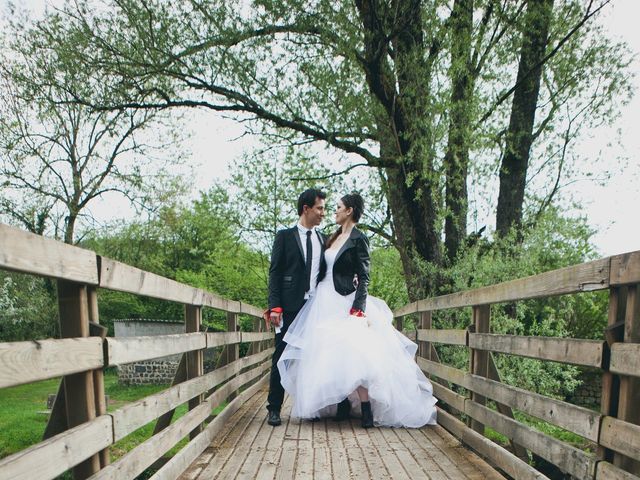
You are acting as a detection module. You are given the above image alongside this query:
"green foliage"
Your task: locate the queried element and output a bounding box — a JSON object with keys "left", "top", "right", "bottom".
{"left": 84, "top": 188, "right": 269, "bottom": 331}
{"left": 0, "top": 272, "right": 58, "bottom": 341}
{"left": 431, "top": 208, "right": 607, "bottom": 399}
{"left": 368, "top": 247, "right": 409, "bottom": 312}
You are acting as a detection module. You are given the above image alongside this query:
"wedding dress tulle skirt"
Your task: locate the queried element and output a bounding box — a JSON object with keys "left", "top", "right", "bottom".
{"left": 277, "top": 276, "right": 437, "bottom": 428}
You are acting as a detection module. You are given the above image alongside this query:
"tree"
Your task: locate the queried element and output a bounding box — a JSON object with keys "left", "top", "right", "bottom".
{"left": 30, "top": 0, "right": 631, "bottom": 296}
{"left": 0, "top": 8, "right": 187, "bottom": 244}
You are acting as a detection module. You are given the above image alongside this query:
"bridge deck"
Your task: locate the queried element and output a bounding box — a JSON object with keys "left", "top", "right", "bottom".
{"left": 179, "top": 385, "right": 506, "bottom": 480}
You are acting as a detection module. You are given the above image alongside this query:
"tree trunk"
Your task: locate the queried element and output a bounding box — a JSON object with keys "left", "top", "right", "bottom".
{"left": 496, "top": 0, "right": 554, "bottom": 238}
{"left": 444, "top": 0, "right": 474, "bottom": 262}
{"left": 64, "top": 212, "right": 77, "bottom": 244}
{"left": 357, "top": 0, "right": 444, "bottom": 300}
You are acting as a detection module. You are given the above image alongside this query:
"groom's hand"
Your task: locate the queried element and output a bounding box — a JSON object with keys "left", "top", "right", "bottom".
{"left": 269, "top": 307, "right": 283, "bottom": 327}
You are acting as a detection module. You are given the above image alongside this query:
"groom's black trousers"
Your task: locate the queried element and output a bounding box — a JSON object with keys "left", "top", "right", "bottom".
{"left": 267, "top": 308, "right": 302, "bottom": 412}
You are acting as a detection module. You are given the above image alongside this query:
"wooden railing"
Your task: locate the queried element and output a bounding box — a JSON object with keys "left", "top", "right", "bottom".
{"left": 394, "top": 251, "right": 640, "bottom": 480}
{"left": 0, "top": 223, "right": 273, "bottom": 480}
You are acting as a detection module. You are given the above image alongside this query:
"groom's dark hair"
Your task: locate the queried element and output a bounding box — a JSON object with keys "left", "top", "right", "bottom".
{"left": 297, "top": 188, "right": 326, "bottom": 215}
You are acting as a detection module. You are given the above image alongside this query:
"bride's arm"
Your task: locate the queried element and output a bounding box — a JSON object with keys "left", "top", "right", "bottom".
{"left": 352, "top": 234, "right": 371, "bottom": 313}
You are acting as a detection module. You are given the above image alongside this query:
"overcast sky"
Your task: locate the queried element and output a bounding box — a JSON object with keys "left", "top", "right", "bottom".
{"left": 8, "top": 0, "right": 640, "bottom": 257}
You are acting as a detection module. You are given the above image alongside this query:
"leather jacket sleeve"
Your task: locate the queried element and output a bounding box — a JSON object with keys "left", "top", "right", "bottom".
{"left": 352, "top": 234, "right": 370, "bottom": 312}
{"left": 268, "top": 230, "right": 285, "bottom": 309}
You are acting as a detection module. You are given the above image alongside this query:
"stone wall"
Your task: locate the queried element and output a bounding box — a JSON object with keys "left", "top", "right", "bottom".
{"left": 118, "top": 360, "right": 180, "bottom": 385}
{"left": 567, "top": 370, "right": 602, "bottom": 409}
{"left": 115, "top": 319, "right": 184, "bottom": 385}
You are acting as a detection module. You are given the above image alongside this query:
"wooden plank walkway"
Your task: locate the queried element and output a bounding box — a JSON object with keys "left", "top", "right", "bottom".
{"left": 179, "top": 386, "right": 507, "bottom": 480}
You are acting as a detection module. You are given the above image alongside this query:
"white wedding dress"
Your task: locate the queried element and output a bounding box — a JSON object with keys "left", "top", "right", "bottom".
{"left": 277, "top": 248, "right": 437, "bottom": 427}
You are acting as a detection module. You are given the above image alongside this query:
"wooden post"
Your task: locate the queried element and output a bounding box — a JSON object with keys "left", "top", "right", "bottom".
{"left": 249, "top": 317, "right": 260, "bottom": 355}
{"left": 88, "top": 287, "right": 109, "bottom": 468}
{"left": 599, "top": 287, "right": 626, "bottom": 462}
{"left": 469, "top": 305, "right": 490, "bottom": 434}
{"left": 419, "top": 311, "right": 432, "bottom": 360}
{"left": 395, "top": 315, "right": 404, "bottom": 333}
{"left": 57, "top": 280, "right": 100, "bottom": 479}
{"left": 185, "top": 305, "right": 203, "bottom": 439}
{"left": 487, "top": 353, "right": 529, "bottom": 461}
{"left": 152, "top": 355, "right": 187, "bottom": 435}
{"left": 226, "top": 312, "right": 239, "bottom": 400}
{"left": 614, "top": 284, "right": 640, "bottom": 474}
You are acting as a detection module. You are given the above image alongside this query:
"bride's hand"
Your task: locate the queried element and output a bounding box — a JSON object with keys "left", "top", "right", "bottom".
{"left": 349, "top": 308, "right": 370, "bottom": 327}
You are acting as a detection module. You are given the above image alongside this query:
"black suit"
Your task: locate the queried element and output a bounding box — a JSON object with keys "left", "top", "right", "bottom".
{"left": 267, "top": 226, "right": 326, "bottom": 412}
{"left": 318, "top": 227, "right": 370, "bottom": 312}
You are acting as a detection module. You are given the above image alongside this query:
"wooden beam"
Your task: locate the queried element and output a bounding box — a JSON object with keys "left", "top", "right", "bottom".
{"left": 0, "top": 223, "right": 98, "bottom": 284}
{"left": 149, "top": 374, "right": 269, "bottom": 480}
{"left": 239, "top": 302, "right": 264, "bottom": 318}
{"left": 431, "top": 382, "right": 466, "bottom": 413}
{"left": 0, "top": 337, "right": 103, "bottom": 388}
{"left": 57, "top": 280, "right": 100, "bottom": 479}
{"left": 420, "top": 355, "right": 602, "bottom": 442}
{"left": 465, "top": 401, "right": 596, "bottom": 479}
{"left": 469, "top": 333, "right": 605, "bottom": 367}
{"left": 205, "top": 331, "right": 242, "bottom": 348}
{"left": 98, "top": 257, "right": 253, "bottom": 314}
{"left": 416, "top": 328, "right": 467, "bottom": 346}
{"left": 99, "top": 258, "right": 202, "bottom": 305}
{"left": 394, "top": 302, "right": 418, "bottom": 318}
{"left": 0, "top": 415, "right": 112, "bottom": 480}
{"left": 241, "top": 331, "right": 272, "bottom": 344}
{"left": 392, "top": 256, "right": 611, "bottom": 317}
{"left": 436, "top": 408, "right": 548, "bottom": 480}
{"left": 114, "top": 349, "right": 272, "bottom": 441}
{"left": 105, "top": 332, "right": 206, "bottom": 365}
{"left": 92, "top": 402, "right": 213, "bottom": 480}
{"left": 472, "top": 365, "right": 602, "bottom": 441}
{"left": 417, "top": 357, "right": 468, "bottom": 387}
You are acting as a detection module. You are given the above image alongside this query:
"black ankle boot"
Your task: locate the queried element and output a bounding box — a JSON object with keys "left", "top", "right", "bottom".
{"left": 361, "top": 401, "right": 373, "bottom": 428}
{"left": 334, "top": 398, "right": 351, "bottom": 421}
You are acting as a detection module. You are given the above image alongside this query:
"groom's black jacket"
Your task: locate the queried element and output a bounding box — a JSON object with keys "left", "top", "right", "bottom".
{"left": 268, "top": 226, "right": 326, "bottom": 313}
{"left": 318, "top": 227, "right": 370, "bottom": 312}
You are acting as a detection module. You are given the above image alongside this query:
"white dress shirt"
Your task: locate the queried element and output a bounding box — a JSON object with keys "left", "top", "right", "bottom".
{"left": 297, "top": 223, "right": 323, "bottom": 299}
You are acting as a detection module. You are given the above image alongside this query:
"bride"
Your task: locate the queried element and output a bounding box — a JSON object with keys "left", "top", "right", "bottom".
{"left": 277, "top": 192, "right": 437, "bottom": 428}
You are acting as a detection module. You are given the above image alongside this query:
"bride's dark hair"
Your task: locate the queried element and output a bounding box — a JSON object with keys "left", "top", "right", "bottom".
{"left": 326, "top": 193, "right": 365, "bottom": 248}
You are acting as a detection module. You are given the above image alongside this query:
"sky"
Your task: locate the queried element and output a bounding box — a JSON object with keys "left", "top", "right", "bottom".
{"left": 6, "top": 0, "right": 640, "bottom": 257}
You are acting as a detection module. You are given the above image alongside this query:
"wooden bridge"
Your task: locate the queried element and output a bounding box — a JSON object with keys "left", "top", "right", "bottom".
{"left": 0, "top": 222, "right": 639, "bottom": 480}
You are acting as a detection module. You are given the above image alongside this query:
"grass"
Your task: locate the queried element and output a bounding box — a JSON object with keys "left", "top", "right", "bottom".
{"left": 0, "top": 369, "right": 227, "bottom": 472}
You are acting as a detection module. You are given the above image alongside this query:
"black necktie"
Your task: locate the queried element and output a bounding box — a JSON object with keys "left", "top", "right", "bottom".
{"left": 305, "top": 230, "right": 312, "bottom": 292}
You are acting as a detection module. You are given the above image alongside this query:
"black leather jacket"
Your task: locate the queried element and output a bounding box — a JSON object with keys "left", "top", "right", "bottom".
{"left": 318, "top": 228, "right": 370, "bottom": 312}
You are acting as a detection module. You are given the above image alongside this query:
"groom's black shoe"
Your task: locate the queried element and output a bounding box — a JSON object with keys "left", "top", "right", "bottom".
{"left": 267, "top": 410, "right": 282, "bottom": 426}
{"left": 334, "top": 398, "right": 351, "bottom": 421}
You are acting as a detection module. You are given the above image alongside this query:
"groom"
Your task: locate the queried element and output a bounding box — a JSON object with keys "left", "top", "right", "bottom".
{"left": 265, "top": 188, "right": 327, "bottom": 426}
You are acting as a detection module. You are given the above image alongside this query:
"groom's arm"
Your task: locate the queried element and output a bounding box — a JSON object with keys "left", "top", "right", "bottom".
{"left": 268, "top": 230, "right": 285, "bottom": 310}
